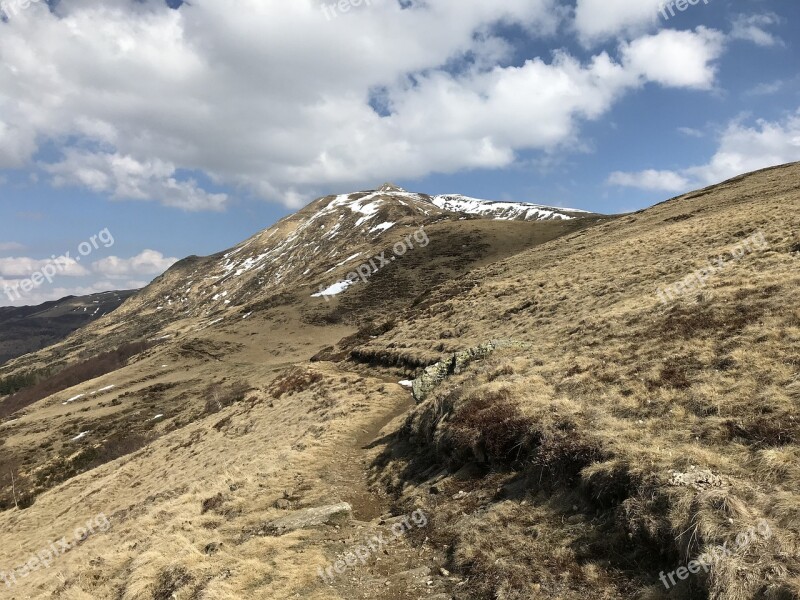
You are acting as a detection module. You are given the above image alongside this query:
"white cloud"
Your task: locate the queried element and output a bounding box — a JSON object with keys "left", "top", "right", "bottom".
{"left": 0, "top": 249, "right": 167, "bottom": 306}
{"left": 0, "top": 0, "right": 731, "bottom": 209}
{"left": 745, "top": 80, "right": 785, "bottom": 97}
{"left": 607, "top": 169, "right": 690, "bottom": 192}
{"left": 607, "top": 110, "right": 800, "bottom": 191}
{"left": 684, "top": 111, "right": 800, "bottom": 185}
{"left": 573, "top": 0, "right": 663, "bottom": 45}
{"left": 0, "top": 256, "right": 89, "bottom": 277}
{"left": 620, "top": 27, "right": 725, "bottom": 90}
{"left": 91, "top": 250, "right": 179, "bottom": 279}
{"left": 0, "top": 242, "right": 25, "bottom": 252}
{"left": 45, "top": 151, "right": 229, "bottom": 212}
{"left": 731, "top": 13, "right": 783, "bottom": 47}
{"left": 678, "top": 127, "right": 705, "bottom": 138}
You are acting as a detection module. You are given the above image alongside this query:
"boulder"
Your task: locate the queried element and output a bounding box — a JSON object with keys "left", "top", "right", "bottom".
{"left": 263, "top": 502, "right": 352, "bottom": 536}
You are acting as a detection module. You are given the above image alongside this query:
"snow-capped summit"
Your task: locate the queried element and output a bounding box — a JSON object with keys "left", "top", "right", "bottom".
{"left": 431, "top": 194, "right": 590, "bottom": 221}
{"left": 51, "top": 183, "right": 597, "bottom": 343}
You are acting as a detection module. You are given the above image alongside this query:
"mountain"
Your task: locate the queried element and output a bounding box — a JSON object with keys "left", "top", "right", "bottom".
{"left": 0, "top": 290, "right": 137, "bottom": 367}
{"left": 0, "top": 165, "right": 798, "bottom": 600}
{"left": 0, "top": 185, "right": 598, "bottom": 371}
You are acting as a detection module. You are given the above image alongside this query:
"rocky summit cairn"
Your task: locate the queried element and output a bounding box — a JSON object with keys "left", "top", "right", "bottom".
{"left": 378, "top": 182, "right": 407, "bottom": 193}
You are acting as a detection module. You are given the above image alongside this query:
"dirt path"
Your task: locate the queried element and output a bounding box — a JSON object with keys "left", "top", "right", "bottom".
{"left": 312, "top": 382, "right": 454, "bottom": 600}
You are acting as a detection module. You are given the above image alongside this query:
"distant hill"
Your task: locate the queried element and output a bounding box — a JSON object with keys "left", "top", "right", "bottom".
{"left": 0, "top": 290, "right": 137, "bottom": 366}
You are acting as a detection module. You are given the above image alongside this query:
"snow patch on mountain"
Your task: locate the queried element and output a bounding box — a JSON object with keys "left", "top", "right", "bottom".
{"left": 369, "top": 222, "right": 394, "bottom": 234}
{"left": 431, "top": 194, "right": 589, "bottom": 221}
{"left": 312, "top": 279, "right": 355, "bottom": 298}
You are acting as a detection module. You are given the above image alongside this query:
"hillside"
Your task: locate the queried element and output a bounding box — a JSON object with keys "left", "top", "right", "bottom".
{"left": 0, "top": 165, "right": 798, "bottom": 600}
{"left": 0, "top": 290, "right": 137, "bottom": 367}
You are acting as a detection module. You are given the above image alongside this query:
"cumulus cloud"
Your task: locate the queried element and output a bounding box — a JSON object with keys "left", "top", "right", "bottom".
{"left": 0, "top": 247, "right": 173, "bottom": 306}
{"left": 607, "top": 110, "right": 800, "bottom": 191}
{"left": 0, "top": 256, "right": 89, "bottom": 277}
{"left": 620, "top": 27, "right": 725, "bottom": 90}
{"left": 91, "top": 250, "right": 179, "bottom": 279}
{"left": 684, "top": 111, "right": 800, "bottom": 185}
{"left": 573, "top": 0, "right": 663, "bottom": 45}
{"left": 45, "top": 151, "right": 229, "bottom": 212}
{"left": 0, "top": 0, "right": 734, "bottom": 209}
{"left": 731, "top": 13, "right": 783, "bottom": 47}
{"left": 607, "top": 169, "right": 690, "bottom": 191}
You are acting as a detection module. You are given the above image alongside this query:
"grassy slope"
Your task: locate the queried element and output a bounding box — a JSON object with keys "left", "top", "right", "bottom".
{"left": 0, "top": 217, "right": 600, "bottom": 512}
{"left": 368, "top": 162, "right": 800, "bottom": 599}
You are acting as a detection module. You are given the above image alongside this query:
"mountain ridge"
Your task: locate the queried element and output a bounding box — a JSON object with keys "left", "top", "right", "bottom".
{"left": 0, "top": 290, "right": 137, "bottom": 367}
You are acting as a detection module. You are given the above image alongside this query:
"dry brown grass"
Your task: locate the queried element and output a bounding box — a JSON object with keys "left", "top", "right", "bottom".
{"left": 0, "top": 359, "right": 416, "bottom": 598}
{"left": 370, "top": 163, "right": 800, "bottom": 599}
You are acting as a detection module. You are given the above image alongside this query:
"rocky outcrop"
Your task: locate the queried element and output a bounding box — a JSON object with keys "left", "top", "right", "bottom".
{"left": 411, "top": 339, "right": 532, "bottom": 403}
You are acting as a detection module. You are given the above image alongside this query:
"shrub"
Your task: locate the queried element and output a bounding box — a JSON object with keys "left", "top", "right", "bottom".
{"left": 487, "top": 364, "right": 515, "bottom": 381}
{"left": 34, "top": 431, "right": 150, "bottom": 491}
{"left": 0, "top": 369, "right": 49, "bottom": 396}
{"left": 153, "top": 565, "right": 193, "bottom": 600}
{"left": 270, "top": 369, "right": 322, "bottom": 399}
{"left": 724, "top": 417, "right": 798, "bottom": 447}
{"left": 204, "top": 380, "right": 250, "bottom": 414}
{"left": 449, "top": 390, "right": 538, "bottom": 468}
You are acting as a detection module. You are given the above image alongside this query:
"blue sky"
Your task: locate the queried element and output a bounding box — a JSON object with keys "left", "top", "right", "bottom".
{"left": 0, "top": 0, "right": 798, "bottom": 306}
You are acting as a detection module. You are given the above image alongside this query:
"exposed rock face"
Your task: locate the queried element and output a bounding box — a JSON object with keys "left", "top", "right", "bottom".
{"left": 411, "top": 339, "right": 532, "bottom": 403}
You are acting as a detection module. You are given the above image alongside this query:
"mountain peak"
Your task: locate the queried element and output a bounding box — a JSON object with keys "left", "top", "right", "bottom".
{"left": 378, "top": 182, "right": 406, "bottom": 193}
